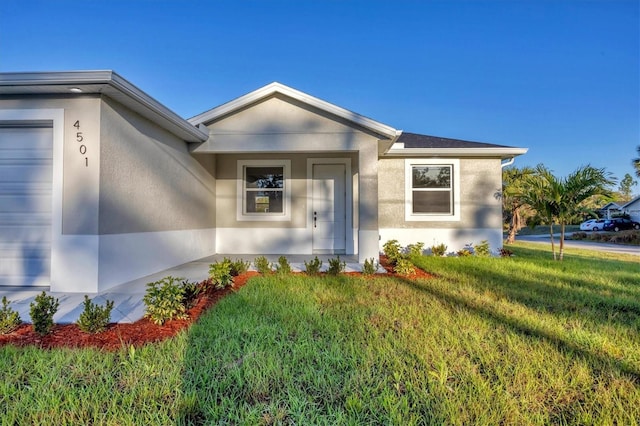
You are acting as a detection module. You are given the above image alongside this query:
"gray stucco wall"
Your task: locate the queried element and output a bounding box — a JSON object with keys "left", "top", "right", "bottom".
{"left": 214, "top": 152, "right": 358, "bottom": 229}
{"left": 378, "top": 157, "right": 503, "bottom": 229}
{"left": 98, "top": 96, "right": 216, "bottom": 234}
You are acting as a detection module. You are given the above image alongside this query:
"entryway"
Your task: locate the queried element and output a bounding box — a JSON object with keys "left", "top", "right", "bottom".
{"left": 311, "top": 162, "right": 347, "bottom": 254}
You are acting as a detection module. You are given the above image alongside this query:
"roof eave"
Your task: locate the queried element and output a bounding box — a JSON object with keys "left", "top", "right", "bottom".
{"left": 0, "top": 71, "right": 208, "bottom": 143}
{"left": 383, "top": 147, "right": 529, "bottom": 159}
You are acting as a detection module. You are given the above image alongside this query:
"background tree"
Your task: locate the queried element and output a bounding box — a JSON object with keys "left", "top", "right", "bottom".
{"left": 618, "top": 173, "right": 637, "bottom": 202}
{"left": 634, "top": 146, "right": 640, "bottom": 178}
{"left": 519, "top": 165, "right": 615, "bottom": 260}
{"left": 502, "top": 166, "right": 536, "bottom": 244}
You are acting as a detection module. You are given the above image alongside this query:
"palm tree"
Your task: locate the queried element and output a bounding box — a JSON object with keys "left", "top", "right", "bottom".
{"left": 519, "top": 164, "right": 615, "bottom": 260}
{"left": 502, "top": 166, "right": 536, "bottom": 244}
{"left": 634, "top": 146, "right": 640, "bottom": 178}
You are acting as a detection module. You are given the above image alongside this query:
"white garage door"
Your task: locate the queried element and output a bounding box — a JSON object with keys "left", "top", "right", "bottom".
{"left": 0, "top": 124, "right": 53, "bottom": 286}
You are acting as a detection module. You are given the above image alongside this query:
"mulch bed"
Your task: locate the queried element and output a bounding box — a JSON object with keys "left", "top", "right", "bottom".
{"left": 0, "top": 259, "right": 433, "bottom": 351}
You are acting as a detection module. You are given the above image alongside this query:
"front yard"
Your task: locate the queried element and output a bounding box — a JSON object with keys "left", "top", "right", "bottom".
{"left": 1, "top": 242, "right": 639, "bottom": 424}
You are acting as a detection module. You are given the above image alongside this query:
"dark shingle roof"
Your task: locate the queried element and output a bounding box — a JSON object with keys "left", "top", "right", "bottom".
{"left": 398, "top": 132, "right": 511, "bottom": 149}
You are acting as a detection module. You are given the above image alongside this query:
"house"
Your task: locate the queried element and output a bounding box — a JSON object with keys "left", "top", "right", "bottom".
{"left": 598, "top": 202, "right": 622, "bottom": 219}
{"left": 0, "top": 71, "right": 527, "bottom": 293}
{"left": 621, "top": 196, "right": 640, "bottom": 222}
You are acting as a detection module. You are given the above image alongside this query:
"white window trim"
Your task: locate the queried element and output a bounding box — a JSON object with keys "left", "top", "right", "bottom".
{"left": 405, "top": 158, "right": 461, "bottom": 221}
{"left": 237, "top": 159, "right": 291, "bottom": 222}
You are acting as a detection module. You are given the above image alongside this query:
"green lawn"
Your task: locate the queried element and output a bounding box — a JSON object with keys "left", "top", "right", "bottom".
{"left": 1, "top": 243, "right": 639, "bottom": 425}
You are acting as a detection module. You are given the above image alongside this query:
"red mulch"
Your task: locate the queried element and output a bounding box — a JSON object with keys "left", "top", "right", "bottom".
{"left": 0, "top": 259, "right": 434, "bottom": 352}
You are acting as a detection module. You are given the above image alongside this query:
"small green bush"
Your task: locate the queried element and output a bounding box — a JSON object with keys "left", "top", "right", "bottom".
{"left": 394, "top": 258, "right": 416, "bottom": 275}
{"left": 474, "top": 240, "right": 491, "bottom": 257}
{"left": 76, "top": 295, "right": 114, "bottom": 334}
{"left": 209, "top": 261, "right": 233, "bottom": 289}
{"left": 275, "top": 256, "right": 292, "bottom": 274}
{"left": 431, "top": 243, "right": 448, "bottom": 257}
{"left": 383, "top": 239, "right": 403, "bottom": 264}
{"left": 228, "top": 258, "right": 250, "bottom": 276}
{"left": 254, "top": 256, "right": 272, "bottom": 274}
{"left": 406, "top": 242, "right": 425, "bottom": 258}
{"left": 304, "top": 256, "right": 323, "bottom": 274}
{"left": 457, "top": 248, "right": 472, "bottom": 257}
{"left": 0, "top": 296, "right": 21, "bottom": 334}
{"left": 181, "top": 280, "right": 202, "bottom": 308}
{"left": 143, "top": 276, "right": 187, "bottom": 325}
{"left": 362, "top": 258, "right": 378, "bottom": 275}
{"left": 327, "top": 256, "right": 346, "bottom": 275}
{"left": 499, "top": 248, "right": 514, "bottom": 257}
{"left": 29, "top": 291, "right": 60, "bottom": 335}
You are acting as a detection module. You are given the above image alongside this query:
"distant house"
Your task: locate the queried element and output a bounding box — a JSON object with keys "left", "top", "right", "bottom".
{"left": 599, "top": 202, "right": 622, "bottom": 219}
{"left": 621, "top": 196, "right": 640, "bottom": 222}
{"left": 0, "top": 71, "right": 527, "bottom": 292}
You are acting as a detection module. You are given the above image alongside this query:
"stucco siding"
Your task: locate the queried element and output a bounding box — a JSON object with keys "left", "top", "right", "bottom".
{"left": 193, "top": 95, "right": 381, "bottom": 153}
{"left": 378, "top": 157, "right": 502, "bottom": 229}
{"left": 99, "top": 97, "right": 216, "bottom": 234}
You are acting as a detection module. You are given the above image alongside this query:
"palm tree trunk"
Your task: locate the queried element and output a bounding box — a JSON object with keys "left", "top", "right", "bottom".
{"left": 506, "top": 206, "right": 521, "bottom": 244}
{"left": 559, "top": 223, "right": 565, "bottom": 261}
{"left": 549, "top": 224, "right": 556, "bottom": 260}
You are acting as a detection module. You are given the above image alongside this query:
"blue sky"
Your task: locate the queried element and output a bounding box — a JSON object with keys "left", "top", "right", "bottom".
{"left": 1, "top": 0, "right": 638, "bottom": 186}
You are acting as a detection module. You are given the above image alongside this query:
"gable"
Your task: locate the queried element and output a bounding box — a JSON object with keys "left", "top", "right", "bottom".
{"left": 204, "top": 94, "right": 376, "bottom": 137}
{"left": 191, "top": 94, "right": 391, "bottom": 153}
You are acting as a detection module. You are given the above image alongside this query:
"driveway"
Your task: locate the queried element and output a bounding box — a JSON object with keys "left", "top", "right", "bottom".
{"left": 517, "top": 235, "right": 640, "bottom": 256}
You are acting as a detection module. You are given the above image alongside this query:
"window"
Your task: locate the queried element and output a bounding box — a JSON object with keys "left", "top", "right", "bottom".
{"left": 405, "top": 159, "right": 460, "bottom": 221}
{"left": 237, "top": 160, "right": 291, "bottom": 221}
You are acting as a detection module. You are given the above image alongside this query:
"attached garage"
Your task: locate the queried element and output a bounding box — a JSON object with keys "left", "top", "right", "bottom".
{"left": 0, "top": 123, "right": 53, "bottom": 286}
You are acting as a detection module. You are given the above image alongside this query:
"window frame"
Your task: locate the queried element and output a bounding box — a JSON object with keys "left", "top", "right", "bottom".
{"left": 404, "top": 159, "right": 461, "bottom": 221}
{"left": 237, "top": 159, "right": 291, "bottom": 221}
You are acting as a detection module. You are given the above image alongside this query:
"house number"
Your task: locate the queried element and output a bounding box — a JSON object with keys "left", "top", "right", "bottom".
{"left": 73, "top": 120, "right": 88, "bottom": 167}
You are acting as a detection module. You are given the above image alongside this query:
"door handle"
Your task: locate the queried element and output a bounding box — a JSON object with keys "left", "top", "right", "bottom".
{"left": 314, "top": 211, "right": 317, "bottom": 228}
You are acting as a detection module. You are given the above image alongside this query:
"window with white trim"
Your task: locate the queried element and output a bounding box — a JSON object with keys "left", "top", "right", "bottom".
{"left": 405, "top": 159, "right": 460, "bottom": 221}
{"left": 237, "top": 160, "right": 291, "bottom": 221}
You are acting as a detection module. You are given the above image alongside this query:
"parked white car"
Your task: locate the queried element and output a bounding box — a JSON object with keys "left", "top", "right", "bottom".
{"left": 579, "top": 219, "right": 606, "bottom": 231}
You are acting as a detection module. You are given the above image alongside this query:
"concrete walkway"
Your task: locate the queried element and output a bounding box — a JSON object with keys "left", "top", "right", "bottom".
{"left": 0, "top": 254, "right": 370, "bottom": 324}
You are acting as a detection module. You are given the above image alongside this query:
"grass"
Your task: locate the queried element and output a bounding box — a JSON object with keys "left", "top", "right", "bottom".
{"left": 1, "top": 242, "right": 639, "bottom": 424}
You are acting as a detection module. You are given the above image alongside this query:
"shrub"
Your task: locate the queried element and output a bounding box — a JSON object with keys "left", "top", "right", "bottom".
{"left": 181, "top": 279, "right": 203, "bottom": 308}
{"left": 275, "top": 256, "right": 292, "bottom": 274}
{"left": 254, "top": 256, "right": 272, "bottom": 274}
{"left": 0, "top": 296, "right": 21, "bottom": 334}
{"left": 571, "top": 232, "right": 588, "bottom": 240}
{"left": 457, "top": 249, "right": 472, "bottom": 257}
{"left": 228, "top": 258, "right": 250, "bottom": 276}
{"left": 362, "top": 258, "right": 378, "bottom": 275}
{"left": 327, "top": 256, "right": 346, "bottom": 275}
{"left": 499, "top": 248, "right": 514, "bottom": 257}
{"left": 209, "top": 260, "right": 233, "bottom": 289}
{"left": 29, "top": 291, "right": 60, "bottom": 335}
{"left": 431, "top": 243, "right": 448, "bottom": 257}
{"left": 383, "top": 239, "right": 403, "bottom": 264}
{"left": 76, "top": 295, "right": 114, "bottom": 334}
{"left": 304, "top": 256, "right": 323, "bottom": 274}
{"left": 394, "top": 258, "right": 416, "bottom": 275}
{"left": 143, "top": 276, "right": 187, "bottom": 325}
{"left": 474, "top": 240, "right": 491, "bottom": 257}
{"left": 406, "top": 242, "right": 425, "bottom": 258}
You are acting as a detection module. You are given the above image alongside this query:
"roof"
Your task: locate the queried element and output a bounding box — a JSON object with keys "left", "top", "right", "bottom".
{"left": 599, "top": 202, "right": 621, "bottom": 210}
{"left": 189, "top": 82, "right": 402, "bottom": 142}
{"left": 386, "top": 132, "right": 528, "bottom": 158}
{"left": 0, "top": 70, "right": 208, "bottom": 143}
{"left": 621, "top": 195, "right": 640, "bottom": 209}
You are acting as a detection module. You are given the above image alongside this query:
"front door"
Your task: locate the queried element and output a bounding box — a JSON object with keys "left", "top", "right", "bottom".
{"left": 312, "top": 163, "right": 346, "bottom": 254}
